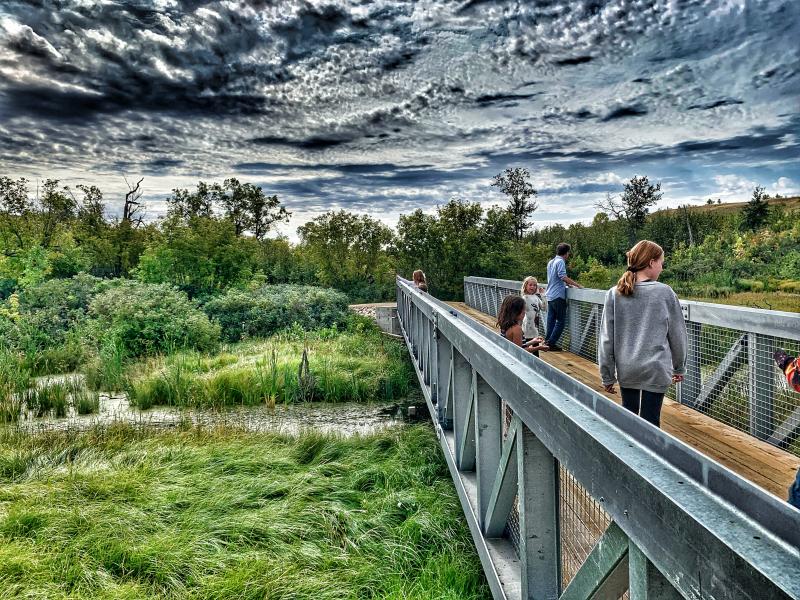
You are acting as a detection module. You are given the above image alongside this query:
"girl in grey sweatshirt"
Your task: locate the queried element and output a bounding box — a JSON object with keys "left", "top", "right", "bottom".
{"left": 598, "top": 240, "right": 687, "bottom": 427}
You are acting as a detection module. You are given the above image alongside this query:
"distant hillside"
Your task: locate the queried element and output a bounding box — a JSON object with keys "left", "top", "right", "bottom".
{"left": 659, "top": 195, "right": 800, "bottom": 216}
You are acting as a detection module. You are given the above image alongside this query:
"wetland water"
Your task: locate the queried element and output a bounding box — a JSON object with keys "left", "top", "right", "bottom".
{"left": 14, "top": 375, "right": 428, "bottom": 436}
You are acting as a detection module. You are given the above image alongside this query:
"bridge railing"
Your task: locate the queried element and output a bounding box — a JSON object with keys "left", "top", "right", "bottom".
{"left": 464, "top": 275, "right": 800, "bottom": 457}
{"left": 396, "top": 276, "right": 799, "bottom": 600}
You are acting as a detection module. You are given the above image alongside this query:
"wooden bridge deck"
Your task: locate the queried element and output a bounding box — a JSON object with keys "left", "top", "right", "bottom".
{"left": 447, "top": 301, "right": 800, "bottom": 500}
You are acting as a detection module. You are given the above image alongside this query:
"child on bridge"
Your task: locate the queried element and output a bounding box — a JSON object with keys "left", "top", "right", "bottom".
{"left": 497, "top": 295, "right": 549, "bottom": 355}
{"left": 598, "top": 240, "right": 687, "bottom": 428}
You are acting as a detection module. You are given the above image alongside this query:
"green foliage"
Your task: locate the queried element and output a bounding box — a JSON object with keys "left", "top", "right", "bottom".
{"left": 0, "top": 425, "right": 490, "bottom": 598}
{"left": 0, "top": 274, "right": 110, "bottom": 374}
{"left": 778, "top": 280, "right": 800, "bottom": 293}
{"left": 0, "top": 350, "right": 29, "bottom": 423}
{"left": 740, "top": 186, "right": 770, "bottom": 231}
{"left": 395, "top": 199, "right": 487, "bottom": 300}
{"left": 124, "top": 327, "right": 413, "bottom": 409}
{"left": 298, "top": 210, "right": 395, "bottom": 302}
{"left": 136, "top": 216, "right": 258, "bottom": 298}
{"left": 596, "top": 176, "right": 663, "bottom": 244}
{"left": 490, "top": 167, "right": 538, "bottom": 240}
{"left": 83, "top": 337, "right": 127, "bottom": 391}
{"left": 578, "top": 259, "right": 614, "bottom": 290}
{"left": 779, "top": 250, "right": 800, "bottom": 279}
{"left": 168, "top": 179, "right": 290, "bottom": 240}
{"left": 735, "top": 279, "right": 765, "bottom": 292}
{"left": 202, "top": 284, "right": 350, "bottom": 342}
{"left": 89, "top": 281, "right": 220, "bottom": 357}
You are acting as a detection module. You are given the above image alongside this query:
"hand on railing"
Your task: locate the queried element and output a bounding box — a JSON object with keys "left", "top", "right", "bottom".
{"left": 672, "top": 374, "right": 684, "bottom": 384}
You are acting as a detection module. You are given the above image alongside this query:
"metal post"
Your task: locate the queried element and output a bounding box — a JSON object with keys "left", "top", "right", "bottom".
{"left": 518, "top": 424, "right": 560, "bottom": 599}
{"left": 424, "top": 319, "right": 432, "bottom": 386}
{"left": 452, "top": 350, "right": 472, "bottom": 468}
{"left": 748, "top": 333, "right": 775, "bottom": 441}
{"left": 629, "top": 541, "right": 682, "bottom": 600}
{"left": 436, "top": 331, "right": 452, "bottom": 426}
{"left": 475, "top": 374, "right": 502, "bottom": 526}
{"left": 681, "top": 322, "right": 702, "bottom": 406}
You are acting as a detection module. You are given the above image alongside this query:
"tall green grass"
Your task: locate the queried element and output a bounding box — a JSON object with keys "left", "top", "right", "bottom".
{"left": 0, "top": 351, "right": 30, "bottom": 423}
{"left": 124, "top": 327, "right": 413, "bottom": 409}
{"left": 0, "top": 424, "right": 490, "bottom": 599}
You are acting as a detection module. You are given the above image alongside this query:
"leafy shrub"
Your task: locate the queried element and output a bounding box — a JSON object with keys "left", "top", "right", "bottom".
{"left": 578, "top": 259, "right": 614, "bottom": 290}
{"left": 735, "top": 279, "right": 765, "bottom": 292}
{"left": 778, "top": 280, "right": 800, "bottom": 294}
{"left": 779, "top": 250, "right": 800, "bottom": 280}
{"left": 202, "top": 284, "right": 350, "bottom": 342}
{"left": 0, "top": 274, "right": 111, "bottom": 374}
{"left": 89, "top": 281, "right": 220, "bottom": 356}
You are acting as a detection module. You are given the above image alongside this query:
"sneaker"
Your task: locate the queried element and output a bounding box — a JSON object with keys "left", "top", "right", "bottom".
{"left": 548, "top": 345, "right": 563, "bottom": 352}
{"left": 774, "top": 349, "right": 791, "bottom": 371}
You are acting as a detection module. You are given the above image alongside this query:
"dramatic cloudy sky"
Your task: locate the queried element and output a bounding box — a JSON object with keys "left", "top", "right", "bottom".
{"left": 1, "top": 0, "right": 799, "bottom": 239}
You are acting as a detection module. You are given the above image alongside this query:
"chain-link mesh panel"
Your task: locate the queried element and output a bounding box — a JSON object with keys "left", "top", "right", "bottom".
{"left": 559, "top": 466, "right": 610, "bottom": 587}
{"left": 559, "top": 465, "right": 629, "bottom": 598}
{"left": 501, "top": 400, "right": 521, "bottom": 555}
{"left": 566, "top": 301, "right": 603, "bottom": 362}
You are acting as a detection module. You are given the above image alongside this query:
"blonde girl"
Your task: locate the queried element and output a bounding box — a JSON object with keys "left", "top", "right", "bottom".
{"left": 520, "top": 276, "right": 547, "bottom": 340}
{"left": 598, "top": 240, "right": 687, "bottom": 428}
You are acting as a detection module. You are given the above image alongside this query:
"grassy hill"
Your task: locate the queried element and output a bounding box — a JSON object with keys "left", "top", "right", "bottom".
{"left": 661, "top": 195, "right": 800, "bottom": 216}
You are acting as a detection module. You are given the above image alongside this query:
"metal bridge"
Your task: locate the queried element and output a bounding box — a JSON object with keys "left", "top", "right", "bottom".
{"left": 395, "top": 275, "right": 800, "bottom": 600}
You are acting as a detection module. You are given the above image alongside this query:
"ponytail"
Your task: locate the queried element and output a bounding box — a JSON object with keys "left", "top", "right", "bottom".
{"left": 616, "top": 241, "right": 664, "bottom": 297}
{"left": 616, "top": 268, "right": 637, "bottom": 297}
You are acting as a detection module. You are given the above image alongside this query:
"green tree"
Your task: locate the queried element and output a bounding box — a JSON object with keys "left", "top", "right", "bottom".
{"left": 38, "top": 180, "right": 77, "bottom": 248}
{"left": 136, "top": 216, "right": 256, "bottom": 297}
{"left": 0, "top": 176, "right": 33, "bottom": 253}
{"left": 395, "top": 198, "right": 485, "bottom": 299}
{"left": 298, "top": 210, "right": 394, "bottom": 301}
{"left": 167, "top": 182, "right": 214, "bottom": 220}
{"left": 215, "top": 178, "right": 289, "bottom": 240}
{"left": 596, "top": 175, "right": 663, "bottom": 245}
{"left": 740, "top": 185, "right": 770, "bottom": 231}
{"left": 491, "top": 167, "right": 538, "bottom": 240}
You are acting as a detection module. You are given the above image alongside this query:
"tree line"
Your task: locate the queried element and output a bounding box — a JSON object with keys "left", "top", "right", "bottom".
{"left": 1, "top": 171, "right": 798, "bottom": 304}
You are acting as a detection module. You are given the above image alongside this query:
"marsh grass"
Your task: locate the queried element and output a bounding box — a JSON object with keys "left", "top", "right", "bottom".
{"left": 123, "top": 328, "right": 412, "bottom": 410}
{"left": 84, "top": 338, "right": 127, "bottom": 392}
{"left": 71, "top": 380, "right": 100, "bottom": 415}
{"left": 0, "top": 423, "right": 490, "bottom": 599}
{"left": 0, "top": 352, "right": 31, "bottom": 423}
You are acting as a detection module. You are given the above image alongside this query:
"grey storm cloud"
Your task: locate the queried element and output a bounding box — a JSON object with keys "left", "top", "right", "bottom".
{"left": 0, "top": 0, "right": 798, "bottom": 232}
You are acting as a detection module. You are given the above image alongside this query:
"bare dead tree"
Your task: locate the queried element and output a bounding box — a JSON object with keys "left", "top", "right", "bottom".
{"left": 122, "top": 176, "right": 145, "bottom": 227}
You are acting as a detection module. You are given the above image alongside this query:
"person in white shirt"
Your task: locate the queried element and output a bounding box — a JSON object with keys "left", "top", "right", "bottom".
{"left": 520, "top": 276, "right": 547, "bottom": 341}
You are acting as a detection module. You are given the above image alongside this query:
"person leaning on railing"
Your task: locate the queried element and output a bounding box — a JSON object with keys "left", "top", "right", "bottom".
{"left": 598, "top": 240, "right": 688, "bottom": 428}
{"left": 497, "top": 295, "right": 549, "bottom": 355}
{"left": 544, "top": 243, "right": 582, "bottom": 351}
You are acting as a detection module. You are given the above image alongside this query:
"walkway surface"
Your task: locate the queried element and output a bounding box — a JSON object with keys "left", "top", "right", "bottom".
{"left": 447, "top": 301, "right": 800, "bottom": 500}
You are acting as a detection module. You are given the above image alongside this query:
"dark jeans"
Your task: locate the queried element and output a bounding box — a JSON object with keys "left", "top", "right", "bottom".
{"left": 789, "top": 468, "right": 800, "bottom": 510}
{"left": 620, "top": 387, "right": 665, "bottom": 428}
{"left": 545, "top": 297, "right": 567, "bottom": 347}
